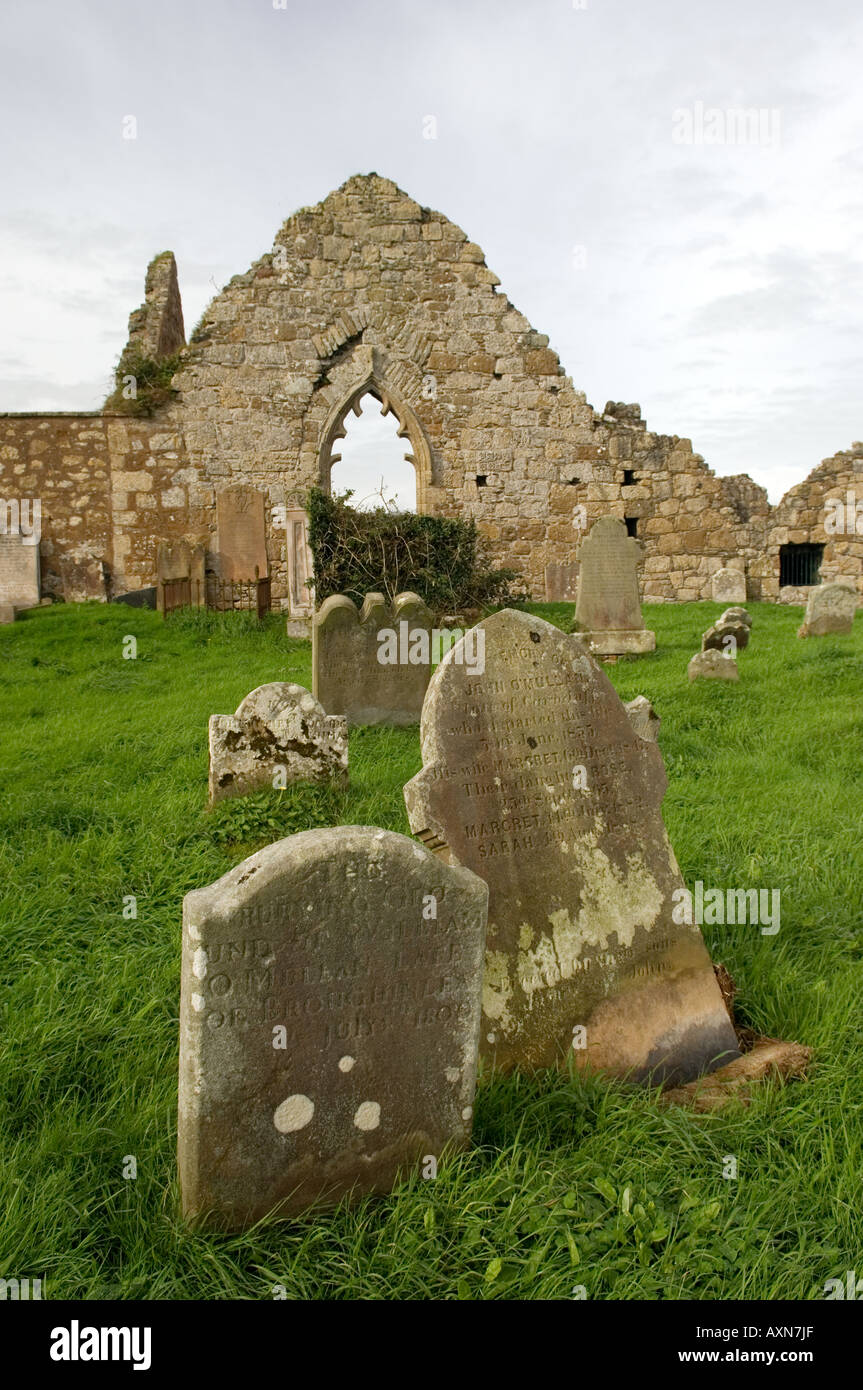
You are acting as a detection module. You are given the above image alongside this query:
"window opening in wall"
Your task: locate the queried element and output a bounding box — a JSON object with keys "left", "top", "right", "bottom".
{"left": 476, "top": 475, "right": 487, "bottom": 488}
{"left": 625, "top": 516, "right": 638, "bottom": 537}
{"left": 329, "top": 391, "right": 416, "bottom": 511}
{"left": 779, "top": 542, "right": 823, "bottom": 587}
{"left": 623, "top": 469, "right": 636, "bottom": 486}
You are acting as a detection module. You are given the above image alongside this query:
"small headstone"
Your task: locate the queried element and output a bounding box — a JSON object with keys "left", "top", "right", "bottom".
{"left": 719, "top": 607, "right": 752, "bottom": 629}
{"left": 60, "top": 555, "right": 108, "bottom": 603}
{"left": 178, "top": 825, "right": 488, "bottom": 1227}
{"left": 0, "top": 531, "right": 40, "bottom": 610}
{"left": 797, "top": 583, "right": 857, "bottom": 638}
{"left": 0, "top": 603, "right": 15, "bottom": 625}
{"left": 208, "top": 682, "right": 347, "bottom": 807}
{"left": 711, "top": 567, "right": 747, "bottom": 604}
{"left": 313, "top": 591, "right": 434, "bottom": 726}
{"left": 216, "top": 486, "right": 268, "bottom": 582}
{"left": 545, "top": 562, "right": 579, "bottom": 603}
{"left": 404, "top": 609, "right": 739, "bottom": 1081}
{"left": 688, "top": 650, "right": 739, "bottom": 682}
{"left": 702, "top": 618, "right": 750, "bottom": 653}
{"left": 574, "top": 517, "right": 655, "bottom": 654}
{"left": 625, "top": 695, "right": 660, "bottom": 742}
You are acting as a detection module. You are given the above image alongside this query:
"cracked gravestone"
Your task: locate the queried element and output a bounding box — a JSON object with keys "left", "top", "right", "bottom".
{"left": 313, "top": 591, "right": 434, "bottom": 725}
{"left": 404, "top": 608, "right": 738, "bottom": 1081}
{"left": 207, "top": 681, "right": 347, "bottom": 806}
{"left": 178, "top": 825, "right": 488, "bottom": 1227}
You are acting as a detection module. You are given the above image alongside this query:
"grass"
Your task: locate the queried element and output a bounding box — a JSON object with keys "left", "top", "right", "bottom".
{"left": 0, "top": 599, "right": 861, "bottom": 1300}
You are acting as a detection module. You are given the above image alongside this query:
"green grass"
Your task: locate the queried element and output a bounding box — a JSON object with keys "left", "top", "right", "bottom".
{"left": 0, "top": 599, "right": 861, "bottom": 1300}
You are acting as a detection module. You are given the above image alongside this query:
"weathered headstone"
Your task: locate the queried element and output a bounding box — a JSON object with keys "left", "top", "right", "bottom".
{"left": 404, "top": 609, "right": 739, "bottom": 1081}
{"left": 208, "top": 682, "right": 347, "bottom": 806}
{"left": 178, "top": 825, "right": 488, "bottom": 1227}
{"left": 797, "top": 582, "right": 857, "bottom": 637}
{"left": 574, "top": 517, "right": 655, "bottom": 654}
{"left": 60, "top": 554, "right": 108, "bottom": 603}
{"left": 545, "top": 562, "right": 579, "bottom": 603}
{"left": 719, "top": 607, "right": 752, "bottom": 629}
{"left": 0, "top": 531, "right": 40, "bottom": 610}
{"left": 216, "top": 485, "right": 268, "bottom": 582}
{"left": 625, "top": 695, "right": 660, "bottom": 742}
{"left": 702, "top": 617, "right": 750, "bottom": 653}
{"left": 313, "top": 591, "right": 434, "bottom": 726}
{"left": 711, "top": 567, "right": 747, "bottom": 604}
{"left": 156, "top": 538, "right": 205, "bottom": 612}
{"left": 688, "top": 649, "right": 739, "bottom": 682}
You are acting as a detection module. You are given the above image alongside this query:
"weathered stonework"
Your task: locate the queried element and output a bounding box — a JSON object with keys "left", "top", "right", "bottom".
{"left": 208, "top": 682, "right": 348, "bottom": 806}
{"left": 1, "top": 175, "right": 861, "bottom": 607}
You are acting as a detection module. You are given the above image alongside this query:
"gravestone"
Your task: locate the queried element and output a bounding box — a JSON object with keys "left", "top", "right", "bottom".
{"left": 625, "top": 695, "right": 660, "bottom": 742}
{"left": 545, "top": 562, "right": 579, "bottom": 603}
{"left": 0, "top": 603, "right": 15, "bottom": 625}
{"left": 285, "top": 509, "right": 315, "bottom": 618}
{"left": 313, "top": 591, "right": 434, "bottom": 726}
{"left": 178, "top": 825, "right": 488, "bottom": 1227}
{"left": 404, "top": 609, "right": 738, "bottom": 1081}
{"left": 156, "top": 538, "right": 205, "bottom": 612}
{"left": 688, "top": 649, "right": 739, "bottom": 682}
{"left": 0, "top": 531, "right": 40, "bottom": 609}
{"left": 797, "top": 582, "right": 857, "bottom": 637}
{"left": 719, "top": 607, "right": 752, "bottom": 629}
{"left": 208, "top": 682, "right": 347, "bottom": 806}
{"left": 216, "top": 486, "right": 268, "bottom": 582}
{"left": 702, "top": 617, "right": 750, "bottom": 653}
{"left": 60, "top": 555, "right": 108, "bottom": 603}
{"left": 711, "top": 567, "right": 747, "bottom": 604}
{"left": 574, "top": 517, "right": 655, "bottom": 654}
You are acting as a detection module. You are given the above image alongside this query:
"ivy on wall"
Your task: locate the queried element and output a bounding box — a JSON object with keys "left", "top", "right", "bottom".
{"left": 307, "top": 487, "right": 525, "bottom": 614}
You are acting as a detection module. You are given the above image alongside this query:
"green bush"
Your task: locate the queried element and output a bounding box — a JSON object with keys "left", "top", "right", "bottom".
{"left": 306, "top": 486, "right": 526, "bottom": 613}
{"left": 104, "top": 346, "right": 183, "bottom": 417}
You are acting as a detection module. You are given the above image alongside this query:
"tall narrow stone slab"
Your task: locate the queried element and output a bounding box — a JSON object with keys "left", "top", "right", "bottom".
{"left": 574, "top": 517, "right": 655, "bottom": 654}
{"left": 285, "top": 509, "right": 315, "bottom": 618}
{"left": 405, "top": 609, "right": 738, "bottom": 1082}
{"left": 216, "top": 485, "right": 268, "bottom": 582}
{"left": 0, "top": 532, "right": 40, "bottom": 609}
{"left": 178, "top": 826, "right": 488, "bottom": 1227}
{"left": 313, "top": 591, "right": 434, "bottom": 725}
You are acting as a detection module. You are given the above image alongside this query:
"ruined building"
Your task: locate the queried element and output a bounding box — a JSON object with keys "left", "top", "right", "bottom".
{"left": 1, "top": 173, "right": 860, "bottom": 611}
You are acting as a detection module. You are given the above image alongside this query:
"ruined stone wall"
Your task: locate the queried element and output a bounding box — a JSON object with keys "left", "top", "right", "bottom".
{"left": 1, "top": 174, "right": 860, "bottom": 607}
{"left": 764, "top": 446, "right": 863, "bottom": 600}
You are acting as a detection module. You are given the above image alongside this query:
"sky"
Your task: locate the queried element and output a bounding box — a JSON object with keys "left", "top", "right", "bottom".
{"left": 0, "top": 0, "right": 860, "bottom": 503}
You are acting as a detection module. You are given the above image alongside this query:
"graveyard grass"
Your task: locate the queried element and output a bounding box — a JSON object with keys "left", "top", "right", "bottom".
{"left": 1, "top": 600, "right": 861, "bottom": 1301}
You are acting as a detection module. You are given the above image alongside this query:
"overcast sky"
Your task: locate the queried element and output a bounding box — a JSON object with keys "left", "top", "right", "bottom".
{"left": 1, "top": 0, "right": 860, "bottom": 502}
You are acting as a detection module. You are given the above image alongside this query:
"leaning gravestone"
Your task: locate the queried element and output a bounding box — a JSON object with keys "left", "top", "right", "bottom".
{"left": 313, "top": 591, "right": 434, "bottom": 725}
{"left": 178, "top": 825, "right": 488, "bottom": 1227}
{"left": 0, "top": 531, "right": 40, "bottom": 610}
{"left": 404, "top": 609, "right": 738, "bottom": 1081}
{"left": 711, "top": 567, "right": 747, "bottom": 604}
{"left": 208, "top": 682, "right": 347, "bottom": 806}
{"left": 574, "top": 516, "right": 655, "bottom": 654}
{"left": 797, "top": 582, "right": 857, "bottom": 637}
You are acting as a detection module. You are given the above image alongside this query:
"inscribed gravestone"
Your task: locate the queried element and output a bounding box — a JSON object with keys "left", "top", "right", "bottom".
{"left": 216, "top": 486, "right": 268, "bottom": 582}
{"left": 178, "top": 825, "right": 488, "bottom": 1227}
{"left": 711, "top": 567, "right": 747, "bottom": 604}
{"left": 797, "top": 582, "right": 857, "bottom": 637}
{"left": 208, "top": 681, "right": 348, "bottom": 807}
{"left": 574, "top": 517, "right": 655, "bottom": 654}
{"left": 404, "top": 609, "right": 738, "bottom": 1082}
{"left": 313, "top": 591, "right": 434, "bottom": 725}
{"left": 0, "top": 532, "right": 40, "bottom": 609}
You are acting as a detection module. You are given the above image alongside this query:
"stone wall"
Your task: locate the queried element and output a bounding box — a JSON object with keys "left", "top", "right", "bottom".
{"left": 1, "top": 174, "right": 860, "bottom": 606}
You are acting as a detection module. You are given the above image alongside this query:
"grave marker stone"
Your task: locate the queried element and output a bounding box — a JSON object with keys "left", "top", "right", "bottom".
{"left": 313, "top": 591, "right": 434, "bottom": 725}
{"left": 178, "top": 825, "right": 488, "bottom": 1227}
{"left": 404, "top": 609, "right": 738, "bottom": 1081}
{"left": 797, "top": 582, "right": 857, "bottom": 637}
{"left": 0, "top": 531, "right": 40, "bottom": 610}
{"left": 711, "top": 567, "right": 747, "bottom": 604}
{"left": 208, "top": 681, "right": 347, "bottom": 806}
{"left": 216, "top": 485, "right": 268, "bottom": 582}
{"left": 574, "top": 517, "right": 655, "bottom": 654}
{"left": 688, "top": 650, "right": 739, "bottom": 681}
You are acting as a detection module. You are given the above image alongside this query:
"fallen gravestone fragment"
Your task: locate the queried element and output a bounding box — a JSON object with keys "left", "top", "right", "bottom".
{"left": 688, "top": 650, "right": 739, "bottom": 682}
{"left": 574, "top": 516, "right": 655, "bottom": 655}
{"left": 178, "top": 825, "right": 488, "bottom": 1227}
{"left": 405, "top": 608, "right": 739, "bottom": 1081}
{"left": 625, "top": 695, "right": 660, "bottom": 742}
{"left": 313, "top": 591, "right": 434, "bottom": 725}
{"left": 797, "top": 582, "right": 857, "bottom": 637}
{"left": 208, "top": 681, "right": 347, "bottom": 807}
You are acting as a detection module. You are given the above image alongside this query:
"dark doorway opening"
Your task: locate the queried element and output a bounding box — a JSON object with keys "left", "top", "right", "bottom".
{"left": 779, "top": 542, "right": 823, "bottom": 587}
{"left": 625, "top": 516, "right": 639, "bottom": 537}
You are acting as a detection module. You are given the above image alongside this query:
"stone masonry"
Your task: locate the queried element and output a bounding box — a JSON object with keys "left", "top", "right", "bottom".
{"left": 0, "top": 174, "right": 860, "bottom": 608}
